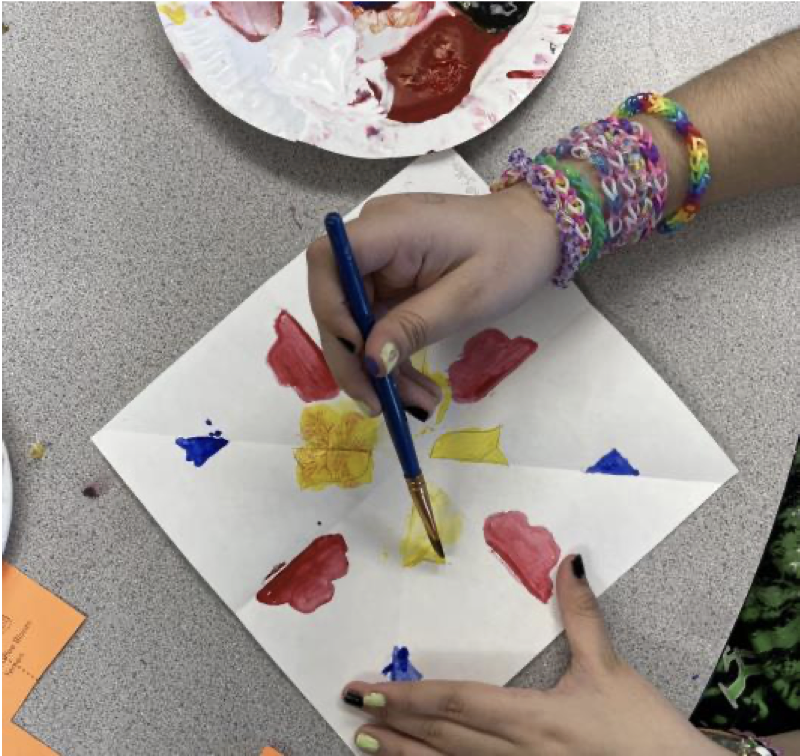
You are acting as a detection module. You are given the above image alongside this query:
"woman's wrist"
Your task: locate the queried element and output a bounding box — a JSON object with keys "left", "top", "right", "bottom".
{"left": 495, "top": 180, "right": 561, "bottom": 276}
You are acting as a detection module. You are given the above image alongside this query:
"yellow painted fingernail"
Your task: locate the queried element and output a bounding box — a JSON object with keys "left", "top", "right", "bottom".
{"left": 363, "top": 692, "right": 386, "bottom": 708}
{"left": 381, "top": 342, "right": 399, "bottom": 374}
{"left": 356, "top": 733, "right": 380, "bottom": 753}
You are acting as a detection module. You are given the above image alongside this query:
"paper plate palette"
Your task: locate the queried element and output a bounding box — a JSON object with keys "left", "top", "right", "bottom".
{"left": 2, "top": 441, "right": 12, "bottom": 554}
{"left": 157, "top": 1, "right": 580, "bottom": 158}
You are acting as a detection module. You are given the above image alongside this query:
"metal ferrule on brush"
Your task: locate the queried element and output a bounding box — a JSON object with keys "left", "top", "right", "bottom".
{"left": 406, "top": 474, "right": 444, "bottom": 559}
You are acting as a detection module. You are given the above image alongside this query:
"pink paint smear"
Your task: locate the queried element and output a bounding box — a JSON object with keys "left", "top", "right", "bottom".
{"left": 484, "top": 511, "right": 560, "bottom": 603}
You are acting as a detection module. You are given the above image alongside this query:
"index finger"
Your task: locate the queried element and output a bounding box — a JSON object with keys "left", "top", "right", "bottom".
{"left": 342, "top": 679, "right": 539, "bottom": 737}
{"left": 307, "top": 210, "right": 419, "bottom": 344}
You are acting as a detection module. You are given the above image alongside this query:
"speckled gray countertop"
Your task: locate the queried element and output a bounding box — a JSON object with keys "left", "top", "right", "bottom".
{"left": 3, "top": 3, "right": 799, "bottom": 755}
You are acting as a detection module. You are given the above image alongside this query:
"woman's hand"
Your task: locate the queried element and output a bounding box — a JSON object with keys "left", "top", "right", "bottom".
{"left": 307, "top": 183, "right": 559, "bottom": 417}
{"left": 342, "top": 556, "right": 726, "bottom": 756}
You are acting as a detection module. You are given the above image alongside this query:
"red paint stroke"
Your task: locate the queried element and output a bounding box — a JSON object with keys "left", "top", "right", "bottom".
{"left": 267, "top": 310, "right": 339, "bottom": 402}
{"left": 257, "top": 534, "right": 349, "bottom": 614}
{"left": 557, "top": 23, "right": 573, "bottom": 34}
{"left": 484, "top": 512, "right": 560, "bottom": 603}
{"left": 383, "top": 14, "right": 508, "bottom": 124}
{"left": 506, "top": 69, "right": 547, "bottom": 80}
{"left": 448, "top": 328, "right": 537, "bottom": 403}
{"left": 212, "top": 2, "right": 283, "bottom": 42}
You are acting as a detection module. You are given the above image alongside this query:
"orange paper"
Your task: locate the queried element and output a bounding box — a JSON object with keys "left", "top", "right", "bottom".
{"left": 260, "top": 748, "right": 284, "bottom": 756}
{"left": 3, "top": 720, "right": 59, "bottom": 755}
{"left": 2, "top": 562, "right": 85, "bottom": 754}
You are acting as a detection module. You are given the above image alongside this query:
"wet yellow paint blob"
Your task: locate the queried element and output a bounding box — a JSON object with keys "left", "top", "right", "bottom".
{"left": 411, "top": 349, "right": 452, "bottom": 425}
{"left": 399, "top": 487, "right": 462, "bottom": 567}
{"left": 294, "top": 403, "right": 379, "bottom": 490}
{"left": 29, "top": 442, "right": 46, "bottom": 460}
{"left": 157, "top": 3, "right": 187, "bottom": 25}
{"left": 430, "top": 426, "right": 508, "bottom": 465}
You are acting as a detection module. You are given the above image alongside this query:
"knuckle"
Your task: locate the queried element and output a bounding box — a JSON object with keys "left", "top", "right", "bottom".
{"left": 437, "top": 693, "right": 467, "bottom": 719}
{"left": 361, "top": 196, "right": 393, "bottom": 216}
{"left": 306, "top": 237, "right": 330, "bottom": 267}
{"left": 419, "top": 719, "right": 444, "bottom": 742}
{"left": 392, "top": 690, "right": 414, "bottom": 716}
{"left": 392, "top": 309, "right": 429, "bottom": 354}
{"left": 573, "top": 590, "right": 601, "bottom": 620}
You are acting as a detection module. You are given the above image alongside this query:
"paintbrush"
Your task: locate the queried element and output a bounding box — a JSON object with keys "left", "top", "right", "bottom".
{"left": 324, "top": 212, "right": 445, "bottom": 560}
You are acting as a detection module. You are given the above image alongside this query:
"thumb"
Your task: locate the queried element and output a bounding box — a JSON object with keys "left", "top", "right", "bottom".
{"left": 363, "top": 261, "right": 483, "bottom": 377}
{"left": 556, "top": 555, "right": 618, "bottom": 675}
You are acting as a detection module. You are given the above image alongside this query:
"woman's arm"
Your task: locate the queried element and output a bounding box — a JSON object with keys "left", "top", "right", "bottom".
{"left": 307, "top": 29, "right": 800, "bottom": 415}
{"left": 660, "top": 27, "right": 800, "bottom": 212}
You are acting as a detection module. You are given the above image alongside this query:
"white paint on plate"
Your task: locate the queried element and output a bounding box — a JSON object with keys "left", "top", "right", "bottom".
{"left": 158, "top": 1, "right": 580, "bottom": 158}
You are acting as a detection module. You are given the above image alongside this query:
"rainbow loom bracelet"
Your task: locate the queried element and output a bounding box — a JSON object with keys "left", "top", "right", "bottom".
{"left": 563, "top": 118, "right": 668, "bottom": 245}
{"left": 615, "top": 92, "right": 710, "bottom": 234}
{"left": 497, "top": 148, "right": 594, "bottom": 288}
{"left": 534, "top": 153, "right": 607, "bottom": 269}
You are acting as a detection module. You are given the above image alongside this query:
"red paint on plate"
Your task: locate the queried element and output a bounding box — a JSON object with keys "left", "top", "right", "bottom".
{"left": 484, "top": 512, "right": 560, "bottom": 603}
{"left": 212, "top": 2, "right": 283, "bottom": 42}
{"left": 506, "top": 69, "right": 548, "bottom": 80}
{"left": 448, "top": 328, "right": 537, "bottom": 402}
{"left": 257, "top": 534, "right": 349, "bottom": 613}
{"left": 557, "top": 23, "right": 573, "bottom": 34}
{"left": 383, "top": 14, "right": 508, "bottom": 124}
{"left": 267, "top": 310, "right": 339, "bottom": 402}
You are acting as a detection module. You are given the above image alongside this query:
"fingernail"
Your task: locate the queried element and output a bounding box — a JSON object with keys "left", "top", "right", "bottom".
{"left": 364, "top": 356, "right": 381, "bottom": 377}
{"left": 343, "top": 690, "right": 364, "bottom": 708}
{"left": 355, "top": 733, "right": 380, "bottom": 753}
{"left": 380, "top": 342, "right": 399, "bottom": 374}
{"left": 356, "top": 401, "right": 377, "bottom": 417}
{"left": 404, "top": 405, "right": 430, "bottom": 423}
{"left": 572, "top": 554, "right": 585, "bottom": 580}
{"left": 363, "top": 692, "right": 386, "bottom": 708}
{"left": 338, "top": 337, "right": 356, "bottom": 354}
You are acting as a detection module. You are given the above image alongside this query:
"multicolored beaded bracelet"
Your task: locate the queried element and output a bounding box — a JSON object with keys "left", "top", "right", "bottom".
{"left": 570, "top": 118, "right": 668, "bottom": 242}
{"left": 534, "top": 153, "right": 607, "bottom": 268}
{"left": 541, "top": 117, "right": 668, "bottom": 249}
{"left": 615, "top": 92, "right": 710, "bottom": 234}
{"left": 494, "top": 148, "right": 594, "bottom": 288}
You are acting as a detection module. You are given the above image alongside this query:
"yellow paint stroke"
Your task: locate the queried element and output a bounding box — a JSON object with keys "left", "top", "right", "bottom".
{"left": 294, "top": 403, "right": 379, "bottom": 490}
{"left": 157, "top": 3, "right": 187, "bottom": 25}
{"left": 411, "top": 349, "right": 452, "bottom": 425}
{"left": 430, "top": 427, "right": 508, "bottom": 466}
{"left": 399, "top": 486, "right": 463, "bottom": 567}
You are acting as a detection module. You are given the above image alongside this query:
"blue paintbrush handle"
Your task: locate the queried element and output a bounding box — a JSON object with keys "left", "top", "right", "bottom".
{"left": 324, "top": 212, "right": 421, "bottom": 480}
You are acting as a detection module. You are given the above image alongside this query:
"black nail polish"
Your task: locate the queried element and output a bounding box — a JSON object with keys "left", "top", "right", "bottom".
{"left": 571, "top": 554, "right": 585, "bottom": 580}
{"left": 364, "top": 356, "right": 381, "bottom": 377}
{"left": 343, "top": 690, "right": 364, "bottom": 708}
{"left": 404, "top": 405, "right": 430, "bottom": 423}
{"left": 338, "top": 337, "right": 356, "bottom": 354}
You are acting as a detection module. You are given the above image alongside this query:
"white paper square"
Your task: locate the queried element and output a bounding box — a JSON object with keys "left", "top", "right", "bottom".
{"left": 94, "top": 151, "right": 736, "bottom": 753}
